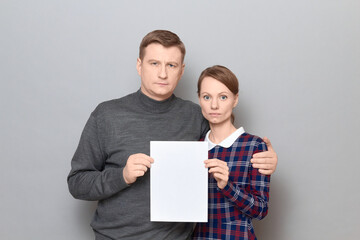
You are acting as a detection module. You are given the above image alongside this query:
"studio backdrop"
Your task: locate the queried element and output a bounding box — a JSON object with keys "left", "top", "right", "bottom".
{"left": 1, "top": 1, "right": 359, "bottom": 239}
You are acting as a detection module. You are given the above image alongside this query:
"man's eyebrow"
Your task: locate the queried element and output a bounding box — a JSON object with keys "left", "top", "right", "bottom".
{"left": 146, "top": 59, "right": 180, "bottom": 65}
{"left": 147, "top": 58, "right": 159, "bottom": 62}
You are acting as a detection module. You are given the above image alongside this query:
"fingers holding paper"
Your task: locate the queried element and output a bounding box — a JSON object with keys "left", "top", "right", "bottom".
{"left": 205, "top": 159, "right": 229, "bottom": 190}
{"left": 123, "top": 153, "right": 154, "bottom": 184}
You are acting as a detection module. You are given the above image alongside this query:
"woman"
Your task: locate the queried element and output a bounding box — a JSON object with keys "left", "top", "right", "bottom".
{"left": 192, "top": 65, "right": 270, "bottom": 240}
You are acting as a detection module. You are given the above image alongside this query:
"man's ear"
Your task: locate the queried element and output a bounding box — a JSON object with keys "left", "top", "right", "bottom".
{"left": 136, "top": 58, "right": 142, "bottom": 76}
{"left": 180, "top": 63, "right": 185, "bottom": 78}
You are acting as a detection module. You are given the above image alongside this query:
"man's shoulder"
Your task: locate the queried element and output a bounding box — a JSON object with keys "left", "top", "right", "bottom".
{"left": 173, "top": 95, "right": 201, "bottom": 112}
{"left": 92, "top": 92, "right": 137, "bottom": 116}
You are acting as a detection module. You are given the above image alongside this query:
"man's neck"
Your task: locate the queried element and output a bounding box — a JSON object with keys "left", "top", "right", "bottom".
{"left": 140, "top": 88, "right": 173, "bottom": 102}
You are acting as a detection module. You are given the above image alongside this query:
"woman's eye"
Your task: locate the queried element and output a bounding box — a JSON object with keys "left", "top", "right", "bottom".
{"left": 220, "top": 95, "right": 228, "bottom": 100}
{"left": 203, "top": 95, "right": 210, "bottom": 100}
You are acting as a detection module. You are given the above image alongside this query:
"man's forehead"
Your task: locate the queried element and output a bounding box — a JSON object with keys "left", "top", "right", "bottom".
{"left": 143, "top": 43, "right": 183, "bottom": 61}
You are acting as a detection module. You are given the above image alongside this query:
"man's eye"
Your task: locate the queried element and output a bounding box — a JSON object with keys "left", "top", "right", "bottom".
{"left": 169, "top": 64, "right": 176, "bottom": 68}
{"left": 151, "top": 62, "right": 158, "bottom": 66}
{"left": 220, "top": 95, "right": 228, "bottom": 100}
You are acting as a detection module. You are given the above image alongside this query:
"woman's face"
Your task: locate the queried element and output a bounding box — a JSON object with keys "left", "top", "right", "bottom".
{"left": 199, "top": 76, "right": 238, "bottom": 125}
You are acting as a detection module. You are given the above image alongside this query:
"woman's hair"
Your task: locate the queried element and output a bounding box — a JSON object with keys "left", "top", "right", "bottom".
{"left": 139, "top": 30, "right": 186, "bottom": 63}
{"left": 197, "top": 65, "right": 239, "bottom": 123}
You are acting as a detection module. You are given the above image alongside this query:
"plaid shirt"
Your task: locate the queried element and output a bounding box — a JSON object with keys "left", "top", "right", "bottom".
{"left": 192, "top": 132, "right": 270, "bottom": 240}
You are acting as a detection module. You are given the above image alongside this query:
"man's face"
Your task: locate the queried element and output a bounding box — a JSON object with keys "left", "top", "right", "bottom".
{"left": 137, "top": 43, "right": 185, "bottom": 101}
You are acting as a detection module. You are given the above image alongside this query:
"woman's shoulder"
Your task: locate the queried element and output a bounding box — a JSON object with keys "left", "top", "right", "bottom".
{"left": 236, "top": 132, "right": 267, "bottom": 151}
{"left": 240, "top": 132, "right": 264, "bottom": 143}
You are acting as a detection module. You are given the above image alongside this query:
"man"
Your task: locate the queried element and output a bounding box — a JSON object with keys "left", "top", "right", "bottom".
{"left": 68, "top": 30, "right": 277, "bottom": 240}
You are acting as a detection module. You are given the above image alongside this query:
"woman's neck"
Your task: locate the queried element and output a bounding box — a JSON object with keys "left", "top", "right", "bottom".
{"left": 209, "top": 121, "right": 237, "bottom": 144}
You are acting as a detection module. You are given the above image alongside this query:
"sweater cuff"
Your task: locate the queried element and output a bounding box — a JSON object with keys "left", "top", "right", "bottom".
{"left": 107, "top": 167, "right": 130, "bottom": 192}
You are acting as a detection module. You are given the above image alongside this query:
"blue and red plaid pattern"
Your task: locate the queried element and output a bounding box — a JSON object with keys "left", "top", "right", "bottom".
{"left": 192, "top": 133, "right": 270, "bottom": 240}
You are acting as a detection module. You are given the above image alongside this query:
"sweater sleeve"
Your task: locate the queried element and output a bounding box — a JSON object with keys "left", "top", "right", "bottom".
{"left": 67, "top": 113, "right": 129, "bottom": 201}
{"left": 220, "top": 140, "right": 270, "bottom": 220}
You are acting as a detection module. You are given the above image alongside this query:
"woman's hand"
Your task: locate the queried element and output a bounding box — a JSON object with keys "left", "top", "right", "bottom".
{"left": 205, "top": 159, "right": 229, "bottom": 190}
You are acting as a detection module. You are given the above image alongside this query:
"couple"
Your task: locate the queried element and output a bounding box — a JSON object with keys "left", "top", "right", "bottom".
{"left": 68, "top": 30, "right": 277, "bottom": 240}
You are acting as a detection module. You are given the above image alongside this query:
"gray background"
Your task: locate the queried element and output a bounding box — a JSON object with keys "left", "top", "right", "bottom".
{"left": 1, "top": 0, "right": 359, "bottom": 239}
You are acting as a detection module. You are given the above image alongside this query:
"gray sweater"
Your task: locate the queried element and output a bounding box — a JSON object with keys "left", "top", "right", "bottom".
{"left": 68, "top": 90, "right": 209, "bottom": 240}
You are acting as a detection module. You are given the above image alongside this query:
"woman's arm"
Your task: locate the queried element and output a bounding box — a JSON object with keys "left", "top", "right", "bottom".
{"left": 220, "top": 140, "right": 271, "bottom": 220}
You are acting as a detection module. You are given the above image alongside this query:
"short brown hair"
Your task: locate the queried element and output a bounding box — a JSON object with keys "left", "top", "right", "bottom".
{"left": 139, "top": 30, "right": 186, "bottom": 62}
{"left": 197, "top": 65, "right": 239, "bottom": 123}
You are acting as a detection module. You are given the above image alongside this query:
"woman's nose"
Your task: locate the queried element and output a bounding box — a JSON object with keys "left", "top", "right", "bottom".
{"left": 211, "top": 99, "right": 219, "bottom": 109}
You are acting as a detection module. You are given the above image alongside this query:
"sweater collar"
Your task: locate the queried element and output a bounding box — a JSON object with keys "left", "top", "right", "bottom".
{"left": 136, "top": 89, "right": 176, "bottom": 113}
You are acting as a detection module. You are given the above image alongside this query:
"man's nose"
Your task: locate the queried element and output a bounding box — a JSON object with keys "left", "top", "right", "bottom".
{"left": 158, "top": 65, "right": 167, "bottom": 79}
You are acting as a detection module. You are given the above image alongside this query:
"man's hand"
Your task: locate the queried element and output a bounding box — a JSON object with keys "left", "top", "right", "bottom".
{"left": 205, "top": 159, "right": 229, "bottom": 190}
{"left": 251, "top": 137, "right": 278, "bottom": 175}
{"left": 123, "top": 153, "right": 154, "bottom": 184}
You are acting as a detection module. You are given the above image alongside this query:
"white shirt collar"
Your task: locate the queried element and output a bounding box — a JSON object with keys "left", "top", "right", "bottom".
{"left": 205, "top": 127, "right": 245, "bottom": 150}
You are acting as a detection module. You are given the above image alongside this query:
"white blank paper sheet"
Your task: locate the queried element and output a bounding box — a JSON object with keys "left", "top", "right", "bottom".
{"left": 150, "top": 141, "right": 208, "bottom": 222}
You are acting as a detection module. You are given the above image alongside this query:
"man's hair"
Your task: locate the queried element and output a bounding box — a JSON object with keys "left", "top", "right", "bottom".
{"left": 197, "top": 65, "right": 239, "bottom": 123}
{"left": 139, "top": 30, "right": 186, "bottom": 62}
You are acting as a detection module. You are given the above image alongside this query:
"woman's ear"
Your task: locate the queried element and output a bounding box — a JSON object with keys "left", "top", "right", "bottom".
{"left": 233, "top": 93, "right": 239, "bottom": 108}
